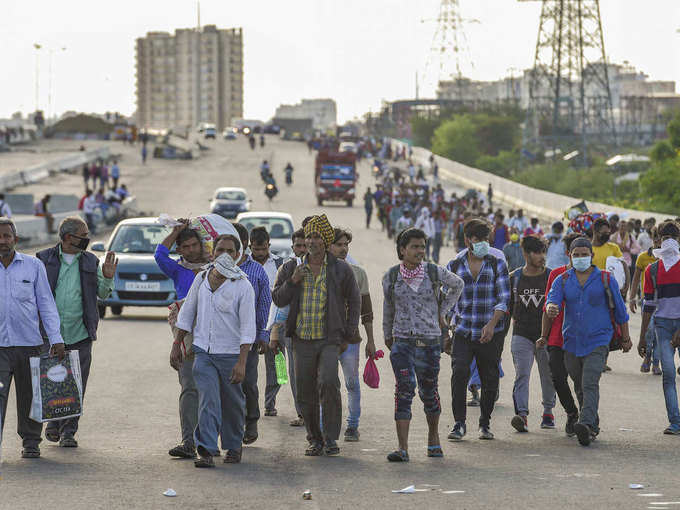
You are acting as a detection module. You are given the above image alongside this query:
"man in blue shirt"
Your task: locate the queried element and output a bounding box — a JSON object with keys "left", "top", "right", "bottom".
{"left": 446, "top": 218, "right": 510, "bottom": 441}
{"left": 546, "top": 237, "right": 632, "bottom": 446}
{"left": 156, "top": 220, "right": 208, "bottom": 459}
{"left": 233, "top": 222, "right": 272, "bottom": 445}
{"left": 0, "top": 219, "right": 65, "bottom": 459}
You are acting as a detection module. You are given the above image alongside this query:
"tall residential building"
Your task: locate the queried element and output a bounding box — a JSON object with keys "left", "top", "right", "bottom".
{"left": 274, "top": 99, "right": 337, "bottom": 131}
{"left": 135, "top": 25, "right": 243, "bottom": 131}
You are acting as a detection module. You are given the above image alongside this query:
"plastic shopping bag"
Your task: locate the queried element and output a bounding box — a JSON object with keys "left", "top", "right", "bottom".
{"left": 29, "top": 351, "right": 83, "bottom": 423}
{"left": 363, "top": 350, "right": 385, "bottom": 389}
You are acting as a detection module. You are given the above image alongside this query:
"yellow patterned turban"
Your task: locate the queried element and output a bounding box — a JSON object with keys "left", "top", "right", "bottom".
{"left": 303, "top": 214, "right": 334, "bottom": 248}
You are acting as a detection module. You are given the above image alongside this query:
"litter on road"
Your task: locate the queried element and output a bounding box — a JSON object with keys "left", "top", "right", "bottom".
{"left": 630, "top": 484, "right": 645, "bottom": 490}
{"left": 163, "top": 489, "right": 177, "bottom": 497}
{"left": 392, "top": 486, "right": 416, "bottom": 494}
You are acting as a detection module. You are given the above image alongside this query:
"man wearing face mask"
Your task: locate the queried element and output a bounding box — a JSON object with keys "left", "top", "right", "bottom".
{"left": 638, "top": 221, "right": 680, "bottom": 435}
{"left": 446, "top": 218, "right": 511, "bottom": 441}
{"left": 546, "top": 237, "right": 632, "bottom": 446}
{"left": 37, "top": 216, "right": 117, "bottom": 448}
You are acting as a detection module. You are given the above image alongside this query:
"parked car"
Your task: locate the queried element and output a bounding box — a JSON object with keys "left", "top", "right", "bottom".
{"left": 235, "top": 211, "right": 295, "bottom": 259}
{"left": 204, "top": 126, "right": 217, "bottom": 139}
{"left": 91, "top": 218, "right": 177, "bottom": 317}
{"left": 223, "top": 127, "right": 237, "bottom": 140}
{"left": 210, "top": 187, "right": 250, "bottom": 219}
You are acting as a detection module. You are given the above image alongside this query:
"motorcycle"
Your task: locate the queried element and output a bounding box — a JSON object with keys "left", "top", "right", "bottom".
{"left": 265, "top": 182, "right": 278, "bottom": 202}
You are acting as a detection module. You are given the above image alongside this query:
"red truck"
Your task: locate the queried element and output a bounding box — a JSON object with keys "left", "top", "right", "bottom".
{"left": 315, "top": 149, "right": 357, "bottom": 207}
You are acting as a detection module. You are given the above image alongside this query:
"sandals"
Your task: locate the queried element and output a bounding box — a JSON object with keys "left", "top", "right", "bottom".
{"left": 223, "top": 449, "right": 242, "bottom": 464}
{"left": 21, "top": 447, "right": 41, "bottom": 459}
{"left": 59, "top": 436, "right": 78, "bottom": 448}
{"left": 290, "top": 417, "right": 305, "bottom": 427}
{"left": 427, "top": 445, "right": 444, "bottom": 458}
{"left": 45, "top": 429, "right": 60, "bottom": 443}
{"left": 387, "top": 449, "right": 409, "bottom": 462}
{"left": 242, "top": 432, "right": 258, "bottom": 445}
{"left": 305, "top": 441, "right": 324, "bottom": 456}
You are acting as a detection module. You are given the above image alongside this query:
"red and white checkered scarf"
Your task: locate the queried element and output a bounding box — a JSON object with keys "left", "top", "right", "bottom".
{"left": 400, "top": 262, "right": 425, "bottom": 291}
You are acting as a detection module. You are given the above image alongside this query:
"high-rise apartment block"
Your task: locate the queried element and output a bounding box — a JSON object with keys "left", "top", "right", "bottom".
{"left": 136, "top": 25, "right": 243, "bottom": 131}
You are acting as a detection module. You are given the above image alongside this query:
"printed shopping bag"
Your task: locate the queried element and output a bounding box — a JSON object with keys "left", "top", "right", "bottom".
{"left": 29, "top": 351, "right": 83, "bottom": 423}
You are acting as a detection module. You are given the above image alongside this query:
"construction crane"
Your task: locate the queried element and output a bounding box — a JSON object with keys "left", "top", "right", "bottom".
{"left": 520, "top": 0, "right": 617, "bottom": 166}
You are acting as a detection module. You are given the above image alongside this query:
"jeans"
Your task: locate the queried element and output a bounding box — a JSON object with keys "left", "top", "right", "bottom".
{"left": 564, "top": 345, "right": 608, "bottom": 432}
{"left": 339, "top": 343, "right": 361, "bottom": 428}
{"left": 0, "top": 345, "right": 43, "bottom": 448}
{"left": 655, "top": 317, "right": 680, "bottom": 428}
{"left": 293, "top": 338, "right": 341, "bottom": 442}
{"left": 264, "top": 348, "right": 281, "bottom": 412}
{"left": 451, "top": 331, "right": 504, "bottom": 427}
{"left": 45, "top": 339, "right": 93, "bottom": 438}
{"left": 510, "top": 335, "right": 556, "bottom": 416}
{"left": 192, "top": 347, "right": 245, "bottom": 454}
{"left": 432, "top": 232, "right": 443, "bottom": 264}
{"left": 243, "top": 347, "right": 260, "bottom": 434}
{"left": 281, "top": 335, "right": 301, "bottom": 417}
{"left": 176, "top": 357, "right": 198, "bottom": 445}
{"left": 390, "top": 339, "right": 441, "bottom": 420}
{"left": 547, "top": 346, "right": 579, "bottom": 416}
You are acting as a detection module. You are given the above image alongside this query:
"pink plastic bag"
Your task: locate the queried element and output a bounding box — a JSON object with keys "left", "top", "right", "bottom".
{"left": 363, "top": 350, "right": 384, "bottom": 389}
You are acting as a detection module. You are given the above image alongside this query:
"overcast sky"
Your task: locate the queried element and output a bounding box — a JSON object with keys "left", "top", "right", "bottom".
{"left": 1, "top": 0, "right": 679, "bottom": 123}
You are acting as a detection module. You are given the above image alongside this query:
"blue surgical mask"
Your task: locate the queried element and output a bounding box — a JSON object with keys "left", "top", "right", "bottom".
{"left": 472, "top": 241, "right": 490, "bottom": 258}
{"left": 572, "top": 256, "right": 592, "bottom": 272}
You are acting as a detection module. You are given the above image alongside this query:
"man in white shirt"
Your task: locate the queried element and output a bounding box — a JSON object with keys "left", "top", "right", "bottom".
{"left": 0, "top": 193, "right": 12, "bottom": 218}
{"left": 82, "top": 190, "right": 98, "bottom": 232}
{"left": 174, "top": 234, "right": 256, "bottom": 468}
{"left": 636, "top": 218, "right": 656, "bottom": 253}
{"left": 509, "top": 209, "right": 530, "bottom": 235}
{"left": 249, "top": 226, "right": 283, "bottom": 415}
{"left": 0, "top": 219, "right": 64, "bottom": 459}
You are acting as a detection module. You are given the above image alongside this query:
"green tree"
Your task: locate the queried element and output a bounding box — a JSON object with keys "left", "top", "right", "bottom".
{"left": 475, "top": 150, "right": 519, "bottom": 178}
{"left": 431, "top": 115, "right": 480, "bottom": 167}
{"left": 472, "top": 114, "right": 520, "bottom": 156}
{"left": 410, "top": 117, "right": 441, "bottom": 149}
{"left": 667, "top": 112, "right": 680, "bottom": 150}
{"left": 640, "top": 158, "right": 680, "bottom": 214}
{"left": 651, "top": 140, "right": 677, "bottom": 163}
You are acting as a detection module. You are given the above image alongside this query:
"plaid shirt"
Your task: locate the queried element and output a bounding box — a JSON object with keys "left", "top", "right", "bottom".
{"left": 296, "top": 256, "right": 328, "bottom": 340}
{"left": 446, "top": 252, "right": 510, "bottom": 341}
{"left": 239, "top": 256, "right": 272, "bottom": 342}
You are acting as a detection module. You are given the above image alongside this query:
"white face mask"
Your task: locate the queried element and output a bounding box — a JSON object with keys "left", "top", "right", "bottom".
{"left": 653, "top": 238, "right": 680, "bottom": 270}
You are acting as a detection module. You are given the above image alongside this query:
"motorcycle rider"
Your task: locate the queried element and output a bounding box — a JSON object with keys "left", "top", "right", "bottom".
{"left": 265, "top": 175, "right": 278, "bottom": 202}
{"left": 260, "top": 134, "right": 265, "bottom": 147}
{"left": 260, "top": 160, "right": 271, "bottom": 183}
{"left": 284, "top": 163, "right": 294, "bottom": 185}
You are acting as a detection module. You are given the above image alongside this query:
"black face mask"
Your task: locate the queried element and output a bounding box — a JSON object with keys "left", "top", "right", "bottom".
{"left": 70, "top": 235, "right": 90, "bottom": 251}
{"left": 599, "top": 233, "right": 610, "bottom": 243}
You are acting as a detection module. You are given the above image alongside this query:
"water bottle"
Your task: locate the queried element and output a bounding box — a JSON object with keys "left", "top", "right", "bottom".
{"left": 275, "top": 351, "right": 288, "bottom": 385}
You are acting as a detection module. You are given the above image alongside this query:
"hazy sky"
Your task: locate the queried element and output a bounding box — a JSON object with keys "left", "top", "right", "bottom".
{"left": 2, "top": 0, "right": 679, "bottom": 123}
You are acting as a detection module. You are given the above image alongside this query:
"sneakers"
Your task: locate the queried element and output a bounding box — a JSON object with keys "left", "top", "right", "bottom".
{"left": 565, "top": 413, "right": 579, "bottom": 437}
{"left": 448, "top": 421, "right": 466, "bottom": 441}
{"left": 540, "top": 414, "right": 555, "bottom": 429}
{"left": 573, "top": 423, "right": 595, "bottom": 446}
{"left": 169, "top": 442, "right": 197, "bottom": 459}
{"left": 290, "top": 416, "right": 305, "bottom": 427}
{"left": 511, "top": 415, "right": 528, "bottom": 433}
{"left": 479, "top": 425, "right": 495, "bottom": 440}
{"left": 663, "top": 425, "right": 680, "bottom": 435}
{"left": 652, "top": 363, "right": 662, "bottom": 375}
{"left": 305, "top": 441, "right": 324, "bottom": 456}
{"left": 344, "top": 427, "right": 360, "bottom": 442}
{"left": 468, "top": 385, "right": 480, "bottom": 407}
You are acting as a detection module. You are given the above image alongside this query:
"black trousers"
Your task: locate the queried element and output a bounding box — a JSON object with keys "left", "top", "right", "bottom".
{"left": 45, "top": 339, "right": 93, "bottom": 438}
{"left": 451, "top": 331, "right": 504, "bottom": 427}
{"left": 548, "top": 346, "right": 581, "bottom": 414}
{"left": 0, "top": 345, "right": 43, "bottom": 448}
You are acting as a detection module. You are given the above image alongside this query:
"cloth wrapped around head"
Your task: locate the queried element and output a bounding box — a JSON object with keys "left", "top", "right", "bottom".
{"left": 304, "top": 214, "right": 334, "bottom": 248}
{"left": 213, "top": 253, "right": 247, "bottom": 280}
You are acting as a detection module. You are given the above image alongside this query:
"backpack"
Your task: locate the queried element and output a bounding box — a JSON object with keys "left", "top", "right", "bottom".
{"left": 387, "top": 262, "right": 441, "bottom": 305}
{"left": 561, "top": 269, "right": 623, "bottom": 351}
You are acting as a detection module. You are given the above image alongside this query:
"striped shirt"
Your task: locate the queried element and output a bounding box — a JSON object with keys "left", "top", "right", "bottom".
{"left": 643, "top": 260, "right": 680, "bottom": 319}
{"left": 296, "top": 257, "right": 327, "bottom": 340}
{"left": 239, "top": 256, "right": 272, "bottom": 342}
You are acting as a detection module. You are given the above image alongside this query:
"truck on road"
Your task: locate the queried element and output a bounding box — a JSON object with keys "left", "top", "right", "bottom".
{"left": 315, "top": 149, "right": 357, "bottom": 207}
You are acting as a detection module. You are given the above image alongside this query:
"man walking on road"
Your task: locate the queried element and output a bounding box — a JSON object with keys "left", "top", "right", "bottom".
{"left": 249, "top": 226, "right": 283, "bottom": 417}
{"left": 546, "top": 237, "right": 632, "bottom": 446}
{"left": 0, "top": 219, "right": 65, "bottom": 459}
{"left": 37, "top": 216, "right": 117, "bottom": 448}
{"left": 507, "top": 236, "right": 556, "bottom": 433}
{"left": 383, "top": 228, "right": 463, "bottom": 462}
{"left": 157, "top": 220, "right": 209, "bottom": 459}
{"left": 174, "top": 236, "right": 256, "bottom": 467}
{"left": 638, "top": 221, "right": 680, "bottom": 435}
{"left": 233, "top": 223, "right": 272, "bottom": 445}
{"left": 272, "top": 214, "right": 360, "bottom": 457}
{"left": 328, "top": 228, "right": 377, "bottom": 442}
{"left": 364, "top": 188, "right": 374, "bottom": 229}
{"left": 446, "top": 218, "right": 510, "bottom": 441}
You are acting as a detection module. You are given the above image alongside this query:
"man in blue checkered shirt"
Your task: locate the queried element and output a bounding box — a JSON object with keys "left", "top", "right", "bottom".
{"left": 445, "top": 218, "right": 510, "bottom": 441}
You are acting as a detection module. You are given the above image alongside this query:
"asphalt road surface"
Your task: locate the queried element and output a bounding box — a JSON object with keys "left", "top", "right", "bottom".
{"left": 2, "top": 135, "right": 677, "bottom": 510}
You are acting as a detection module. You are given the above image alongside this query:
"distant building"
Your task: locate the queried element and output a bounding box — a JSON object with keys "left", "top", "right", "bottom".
{"left": 274, "top": 99, "right": 337, "bottom": 131}
{"left": 135, "top": 25, "right": 244, "bottom": 131}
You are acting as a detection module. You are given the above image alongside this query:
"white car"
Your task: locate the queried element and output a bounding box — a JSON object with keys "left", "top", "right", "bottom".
{"left": 339, "top": 141, "right": 358, "bottom": 153}
{"left": 235, "top": 211, "right": 295, "bottom": 259}
{"left": 210, "top": 187, "right": 251, "bottom": 219}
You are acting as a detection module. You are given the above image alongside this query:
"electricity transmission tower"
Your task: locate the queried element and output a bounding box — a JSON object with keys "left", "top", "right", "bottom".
{"left": 422, "top": 0, "right": 476, "bottom": 99}
{"left": 521, "top": 0, "right": 617, "bottom": 165}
